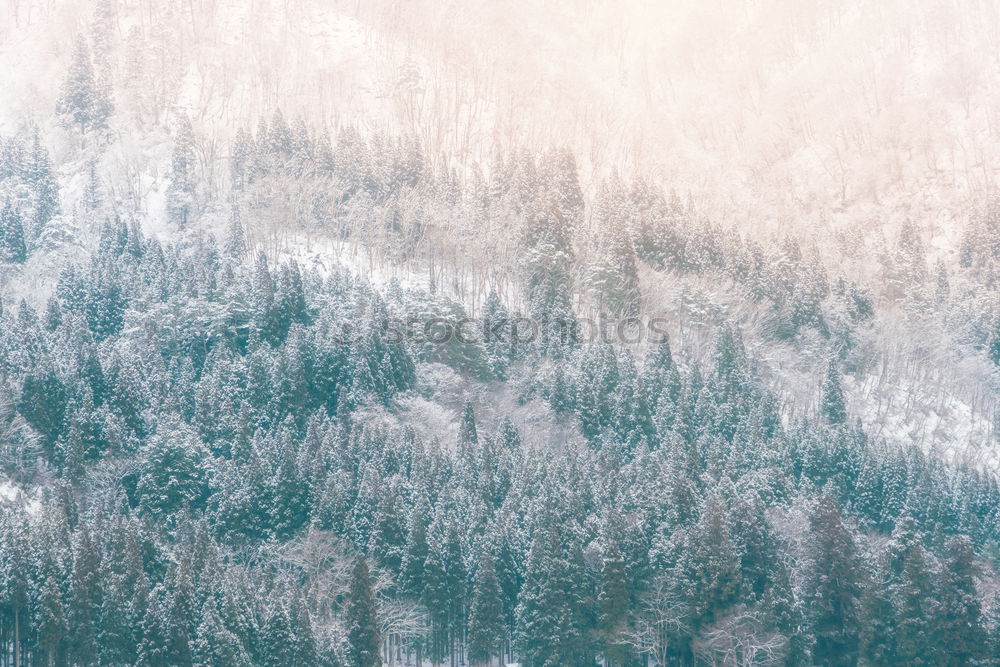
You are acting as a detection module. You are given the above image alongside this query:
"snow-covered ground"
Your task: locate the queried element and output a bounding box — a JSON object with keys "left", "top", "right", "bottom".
{"left": 0, "top": 478, "right": 40, "bottom": 514}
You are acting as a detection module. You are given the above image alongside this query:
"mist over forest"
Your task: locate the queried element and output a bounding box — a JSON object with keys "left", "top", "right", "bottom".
{"left": 0, "top": 0, "right": 999, "bottom": 665}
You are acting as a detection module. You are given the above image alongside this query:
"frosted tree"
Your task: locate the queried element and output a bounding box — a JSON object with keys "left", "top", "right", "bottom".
{"left": 458, "top": 399, "right": 478, "bottom": 449}
{"left": 192, "top": 603, "right": 247, "bottom": 666}
{"left": 224, "top": 205, "right": 247, "bottom": 258}
{"left": 84, "top": 160, "right": 102, "bottom": 212}
{"left": 468, "top": 555, "right": 503, "bottom": 666}
{"left": 693, "top": 606, "right": 788, "bottom": 666}
{"left": 91, "top": 0, "right": 115, "bottom": 61}
{"left": 806, "top": 496, "right": 862, "bottom": 665}
{"left": 166, "top": 115, "right": 197, "bottom": 227}
{"left": 674, "top": 495, "right": 741, "bottom": 629}
{"left": 515, "top": 515, "right": 594, "bottom": 666}
{"left": 820, "top": 359, "right": 847, "bottom": 425}
{"left": 625, "top": 575, "right": 690, "bottom": 666}
{"left": 936, "top": 536, "right": 987, "bottom": 663}
{"left": 56, "top": 36, "right": 113, "bottom": 133}
{"left": 136, "top": 421, "right": 210, "bottom": 518}
{"left": 588, "top": 224, "right": 641, "bottom": 317}
{"left": 859, "top": 562, "right": 895, "bottom": 665}
{"left": 598, "top": 541, "right": 631, "bottom": 666}
{"left": 25, "top": 127, "right": 59, "bottom": 239}
{"left": 268, "top": 108, "right": 293, "bottom": 159}
{"left": 90, "top": 0, "right": 117, "bottom": 126}
{"left": 892, "top": 543, "right": 935, "bottom": 663}
{"left": 519, "top": 192, "right": 575, "bottom": 325}
{"left": 989, "top": 317, "right": 1000, "bottom": 367}
{"left": 67, "top": 525, "right": 100, "bottom": 665}
{"left": 589, "top": 177, "right": 641, "bottom": 316}
{"left": 399, "top": 497, "right": 430, "bottom": 599}
{"left": 231, "top": 126, "right": 253, "bottom": 190}
{"left": 0, "top": 202, "right": 27, "bottom": 263}
{"left": 36, "top": 575, "right": 67, "bottom": 666}
{"left": 346, "top": 556, "right": 382, "bottom": 667}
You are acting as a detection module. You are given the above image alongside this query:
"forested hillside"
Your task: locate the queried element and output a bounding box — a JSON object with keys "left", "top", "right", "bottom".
{"left": 1, "top": 0, "right": 1000, "bottom": 665}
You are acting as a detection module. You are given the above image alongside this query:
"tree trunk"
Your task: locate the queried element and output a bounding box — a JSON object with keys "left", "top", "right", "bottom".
{"left": 12, "top": 609, "right": 18, "bottom": 667}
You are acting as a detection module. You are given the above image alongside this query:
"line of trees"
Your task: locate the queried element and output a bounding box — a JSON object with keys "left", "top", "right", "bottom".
{"left": 0, "top": 216, "right": 998, "bottom": 665}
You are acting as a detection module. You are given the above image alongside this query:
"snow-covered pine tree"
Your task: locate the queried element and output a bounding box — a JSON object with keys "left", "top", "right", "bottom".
{"left": 346, "top": 556, "right": 382, "bottom": 667}
{"left": 674, "top": 495, "right": 740, "bottom": 631}
{"left": 805, "top": 495, "right": 862, "bottom": 665}
{"left": 589, "top": 176, "right": 641, "bottom": 317}
{"left": 820, "top": 358, "right": 848, "bottom": 425}
{"left": 137, "top": 588, "right": 173, "bottom": 667}
{"left": 858, "top": 560, "right": 895, "bottom": 666}
{"left": 519, "top": 191, "right": 575, "bottom": 323}
{"left": 268, "top": 108, "right": 293, "bottom": 162}
{"left": 399, "top": 495, "right": 430, "bottom": 599}
{"left": 135, "top": 421, "right": 210, "bottom": 519}
{"left": 231, "top": 126, "right": 253, "bottom": 189}
{"left": 422, "top": 537, "right": 450, "bottom": 665}
{"left": 24, "top": 127, "right": 59, "bottom": 240}
{"left": 84, "top": 160, "right": 102, "bottom": 212}
{"left": 458, "top": 398, "right": 478, "bottom": 449}
{"left": 515, "top": 512, "right": 594, "bottom": 666}
{"left": 0, "top": 202, "right": 27, "bottom": 263}
{"left": 892, "top": 542, "right": 936, "bottom": 664}
{"left": 597, "top": 540, "right": 630, "bottom": 667}
{"left": 989, "top": 317, "right": 1000, "bottom": 366}
{"left": 166, "top": 115, "right": 197, "bottom": 228}
{"left": 935, "top": 536, "right": 987, "bottom": 663}
{"left": 468, "top": 554, "right": 503, "bottom": 667}
{"left": 97, "top": 574, "right": 137, "bottom": 665}
{"left": 67, "top": 524, "right": 100, "bottom": 665}
{"left": 367, "top": 479, "right": 406, "bottom": 576}
{"left": 225, "top": 205, "right": 247, "bottom": 258}
{"left": 35, "top": 575, "right": 67, "bottom": 666}
{"left": 56, "top": 36, "right": 112, "bottom": 133}
{"left": 259, "top": 602, "right": 295, "bottom": 666}
{"left": 481, "top": 289, "right": 513, "bottom": 380}
{"left": 192, "top": 602, "right": 247, "bottom": 667}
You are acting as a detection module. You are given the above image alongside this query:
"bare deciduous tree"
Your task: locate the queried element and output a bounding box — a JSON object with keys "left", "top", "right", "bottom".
{"left": 692, "top": 606, "right": 788, "bottom": 666}
{"left": 278, "top": 528, "right": 357, "bottom": 622}
{"left": 623, "top": 576, "right": 690, "bottom": 667}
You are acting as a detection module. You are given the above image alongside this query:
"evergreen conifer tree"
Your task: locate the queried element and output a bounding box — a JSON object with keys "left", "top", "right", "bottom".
{"left": 225, "top": 205, "right": 247, "bottom": 258}
{"left": 192, "top": 603, "right": 246, "bottom": 667}
{"left": 468, "top": 554, "right": 504, "bottom": 667}
{"left": 597, "top": 541, "right": 630, "bottom": 667}
{"left": 936, "top": 536, "right": 987, "bottom": 665}
{"left": 346, "top": 557, "right": 382, "bottom": 667}
{"left": 858, "top": 563, "right": 896, "bottom": 665}
{"left": 167, "top": 115, "right": 197, "bottom": 227}
{"left": 0, "top": 202, "right": 27, "bottom": 263}
{"left": 26, "top": 127, "right": 59, "bottom": 237}
{"left": 56, "top": 36, "right": 112, "bottom": 132}
{"left": 806, "top": 496, "right": 862, "bottom": 665}
{"left": 515, "top": 515, "right": 594, "bottom": 666}
{"left": 400, "top": 497, "right": 430, "bottom": 599}
{"left": 36, "top": 575, "right": 67, "bottom": 667}
{"left": 459, "top": 398, "right": 478, "bottom": 449}
{"left": 893, "top": 543, "right": 936, "bottom": 665}
{"left": 820, "top": 358, "right": 848, "bottom": 425}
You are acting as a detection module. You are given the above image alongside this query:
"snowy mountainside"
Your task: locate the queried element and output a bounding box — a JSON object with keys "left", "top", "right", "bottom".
{"left": 0, "top": 1, "right": 1000, "bottom": 665}
{"left": 0, "top": 0, "right": 997, "bottom": 461}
